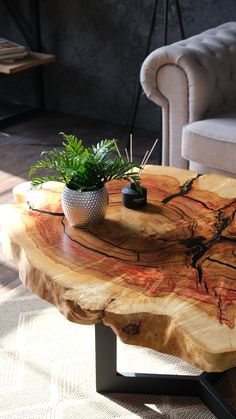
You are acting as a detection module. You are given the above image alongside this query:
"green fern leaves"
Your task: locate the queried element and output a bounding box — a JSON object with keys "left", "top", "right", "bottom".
{"left": 29, "top": 133, "right": 140, "bottom": 191}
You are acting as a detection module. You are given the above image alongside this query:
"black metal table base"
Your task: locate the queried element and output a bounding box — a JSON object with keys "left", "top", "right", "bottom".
{"left": 95, "top": 323, "right": 236, "bottom": 419}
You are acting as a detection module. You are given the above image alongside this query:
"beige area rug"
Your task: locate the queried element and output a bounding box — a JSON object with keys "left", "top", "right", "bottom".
{"left": 0, "top": 285, "right": 235, "bottom": 419}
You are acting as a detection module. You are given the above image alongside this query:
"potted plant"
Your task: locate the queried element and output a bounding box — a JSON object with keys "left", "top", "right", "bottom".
{"left": 29, "top": 132, "right": 140, "bottom": 228}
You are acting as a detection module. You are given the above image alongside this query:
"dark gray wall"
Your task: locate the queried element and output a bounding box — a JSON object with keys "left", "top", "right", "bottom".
{"left": 0, "top": 0, "right": 236, "bottom": 131}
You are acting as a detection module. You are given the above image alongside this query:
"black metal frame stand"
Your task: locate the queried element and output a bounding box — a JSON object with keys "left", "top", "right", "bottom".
{"left": 95, "top": 323, "right": 236, "bottom": 419}
{"left": 127, "top": 0, "right": 185, "bottom": 151}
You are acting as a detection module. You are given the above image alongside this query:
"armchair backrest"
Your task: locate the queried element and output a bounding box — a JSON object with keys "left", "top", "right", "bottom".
{"left": 141, "top": 22, "right": 236, "bottom": 167}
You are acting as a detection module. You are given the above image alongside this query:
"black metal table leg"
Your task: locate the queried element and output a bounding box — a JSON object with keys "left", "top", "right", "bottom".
{"left": 95, "top": 323, "right": 236, "bottom": 419}
{"left": 198, "top": 377, "right": 236, "bottom": 419}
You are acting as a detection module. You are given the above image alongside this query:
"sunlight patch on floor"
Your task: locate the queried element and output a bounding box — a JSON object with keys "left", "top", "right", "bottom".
{"left": 145, "top": 403, "right": 162, "bottom": 413}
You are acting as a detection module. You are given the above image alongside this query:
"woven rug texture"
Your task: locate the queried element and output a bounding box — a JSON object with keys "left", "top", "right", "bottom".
{"left": 0, "top": 284, "right": 235, "bottom": 419}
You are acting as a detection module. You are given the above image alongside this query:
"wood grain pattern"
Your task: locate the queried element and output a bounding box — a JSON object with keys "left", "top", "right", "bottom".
{"left": 1, "top": 165, "right": 236, "bottom": 372}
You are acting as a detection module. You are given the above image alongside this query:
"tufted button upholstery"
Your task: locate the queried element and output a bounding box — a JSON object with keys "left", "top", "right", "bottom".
{"left": 140, "top": 22, "right": 236, "bottom": 175}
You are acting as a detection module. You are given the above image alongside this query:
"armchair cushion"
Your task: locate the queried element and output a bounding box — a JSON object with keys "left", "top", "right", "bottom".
{"left": 182, "top": 110, "right": 236, "bottom": 174}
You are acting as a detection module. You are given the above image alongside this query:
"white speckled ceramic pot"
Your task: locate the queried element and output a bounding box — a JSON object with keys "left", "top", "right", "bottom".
{"left": 61, "top": 185, "right": 109, "bottom": 228}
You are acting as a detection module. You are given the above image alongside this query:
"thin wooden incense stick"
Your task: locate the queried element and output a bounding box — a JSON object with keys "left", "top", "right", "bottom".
{"left": 125, "top": 148, "right": 130, "bottom": 162}
{"left": 115, "top": 143, "right": 121, "bottom": 157}
{"left": 140, "top": 150, "right": 149, "bottom": 167}
{"left": 142, "top": 138, "right": 158, "bottom": 167}
{"left": 130, "top": 133, "right": 133, "bottom": 163}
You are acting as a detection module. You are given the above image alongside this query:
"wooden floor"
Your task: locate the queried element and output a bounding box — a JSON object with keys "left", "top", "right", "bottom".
{"left": 0, "top": 110, "right": 160, "bottom": 295}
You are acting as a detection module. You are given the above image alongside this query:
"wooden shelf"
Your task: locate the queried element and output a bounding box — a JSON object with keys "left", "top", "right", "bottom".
{"left": 0, "top": 52, "right": 55, "bottom": 74}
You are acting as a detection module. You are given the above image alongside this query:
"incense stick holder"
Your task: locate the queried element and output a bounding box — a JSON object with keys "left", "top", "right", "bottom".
{"left": 122, "top": 182, "right": 147, "bottom": 209}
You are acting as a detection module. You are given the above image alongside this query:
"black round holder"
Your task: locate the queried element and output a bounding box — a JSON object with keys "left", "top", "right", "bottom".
{"left": 122, "top": 182, "right": 147, "bottom": 209}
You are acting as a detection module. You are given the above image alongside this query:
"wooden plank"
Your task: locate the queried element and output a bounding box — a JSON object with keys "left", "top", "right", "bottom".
{"left": 1, "top": 166, "right": 236, "bottom": 372}
{"left": 0, "top": 52, "right": 55, "bottom": 74}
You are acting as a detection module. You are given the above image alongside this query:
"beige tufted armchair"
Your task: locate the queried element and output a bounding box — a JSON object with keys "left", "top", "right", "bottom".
{"left": 140, "top": 22, "right": 236, "bottom": 178}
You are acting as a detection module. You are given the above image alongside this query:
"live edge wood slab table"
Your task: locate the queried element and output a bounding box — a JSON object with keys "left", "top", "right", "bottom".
{"left": 0, "top": 165, "right": 236, "bottom": 418}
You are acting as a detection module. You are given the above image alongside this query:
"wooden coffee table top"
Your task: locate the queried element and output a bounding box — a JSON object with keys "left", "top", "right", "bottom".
{"left": 1, "top": 165, "right": 236, "bottom": 372}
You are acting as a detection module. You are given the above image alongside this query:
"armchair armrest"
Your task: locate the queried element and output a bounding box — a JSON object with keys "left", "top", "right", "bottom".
{"left": 140, "top": 22, "right": 236, "bottom": 168}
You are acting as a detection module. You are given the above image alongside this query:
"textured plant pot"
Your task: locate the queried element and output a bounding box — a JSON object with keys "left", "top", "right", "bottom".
{"left": 62, "top": 185, "right": 109, "bottom": 228}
